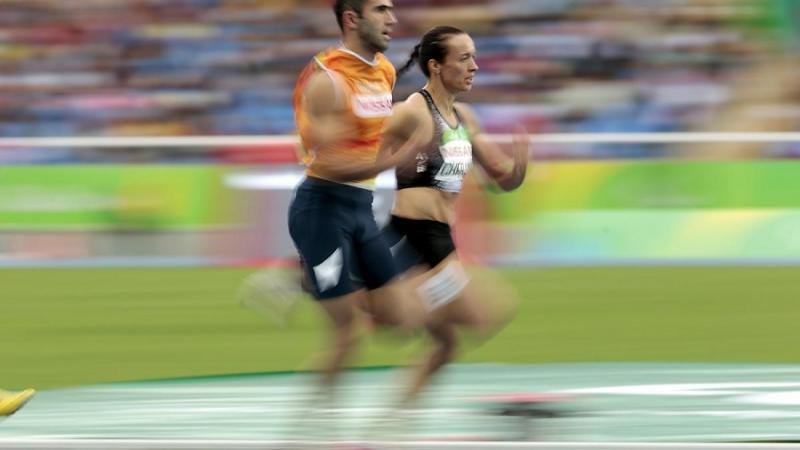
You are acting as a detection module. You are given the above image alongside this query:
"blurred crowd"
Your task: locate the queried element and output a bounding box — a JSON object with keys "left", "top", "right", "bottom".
{"left": 1, "top": 0, "right": 799, "bottom": 160}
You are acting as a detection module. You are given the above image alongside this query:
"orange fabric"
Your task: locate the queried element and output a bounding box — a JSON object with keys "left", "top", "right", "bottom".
{"left": 293, "top": 47, "right": 395, "bottom": 187}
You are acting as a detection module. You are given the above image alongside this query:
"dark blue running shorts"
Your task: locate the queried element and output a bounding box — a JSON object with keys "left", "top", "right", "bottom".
{"left": 288, "top": 176, "right": 399, "bottom": 300}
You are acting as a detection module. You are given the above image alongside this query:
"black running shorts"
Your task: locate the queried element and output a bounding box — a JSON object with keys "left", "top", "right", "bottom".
{"left": 382, "top": 215, "right": 456, "bottom": 272}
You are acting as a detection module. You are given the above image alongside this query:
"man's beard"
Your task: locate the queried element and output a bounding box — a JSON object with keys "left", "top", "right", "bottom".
{"left": 358, "top": 27, "right": 388, "bottom": 53}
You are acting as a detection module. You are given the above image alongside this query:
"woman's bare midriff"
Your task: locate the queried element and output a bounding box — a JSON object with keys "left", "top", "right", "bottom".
{"left": 392, "top": 187, "right": 458, "bottom": 224}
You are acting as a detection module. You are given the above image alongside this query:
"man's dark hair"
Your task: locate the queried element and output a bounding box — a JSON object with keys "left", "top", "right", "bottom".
{"left": 397, "top": 25, "right": 466, "bottom": 78}
{"left": 334, "top": 0, "right": 368, "bottom": 32}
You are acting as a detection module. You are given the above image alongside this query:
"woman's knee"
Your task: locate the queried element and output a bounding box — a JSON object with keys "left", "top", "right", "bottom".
{"left": 367, "top": 281, "right": 427, "bottom": 330}
{"left": 428, "top": 323, "right": 458, "bottom": 361}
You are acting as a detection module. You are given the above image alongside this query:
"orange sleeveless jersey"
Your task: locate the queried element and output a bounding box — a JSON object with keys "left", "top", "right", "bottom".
{"left": 293, "top": 47, "right": 396, "bottom": 188}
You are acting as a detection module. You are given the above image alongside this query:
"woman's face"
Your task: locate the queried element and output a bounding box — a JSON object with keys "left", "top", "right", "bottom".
{"left": 435, "top": 33, "right": 478, "bottom": 94}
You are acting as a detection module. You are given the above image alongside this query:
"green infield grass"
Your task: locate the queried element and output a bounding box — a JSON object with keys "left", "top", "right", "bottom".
{"left": 1, "top": 266, "right": 798, "bottom": 389}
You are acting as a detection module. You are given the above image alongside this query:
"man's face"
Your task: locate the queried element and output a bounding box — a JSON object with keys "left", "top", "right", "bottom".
{"left": 354, "top": 0, "right": 397, "bottom": 53}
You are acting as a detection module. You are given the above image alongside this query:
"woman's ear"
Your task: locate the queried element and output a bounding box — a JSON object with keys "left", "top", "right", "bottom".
{"left": 428, "top": 59, "right": 440, "bottom": 76}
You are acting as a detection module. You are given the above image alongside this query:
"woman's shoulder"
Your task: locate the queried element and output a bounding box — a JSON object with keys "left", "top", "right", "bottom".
{"left": 394, "top": 92, "right": 431, "bottom": 119}
{"left": 402, "top": 91, "right": 427, "bottom": 107}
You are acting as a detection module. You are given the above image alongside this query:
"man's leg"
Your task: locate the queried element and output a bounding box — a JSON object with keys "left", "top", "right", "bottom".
{"left": 315, "top": 292, "right": 362, "bottom": 397}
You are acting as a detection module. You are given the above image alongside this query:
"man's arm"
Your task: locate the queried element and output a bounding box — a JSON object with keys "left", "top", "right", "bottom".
{"left": 300, "top": 72, "right": 424, "bottom": 182}
{"left": 321, "top": 95, "right": 425, "bottom": 183}
{"left": 300, "top": 70, "right": 355, "bottom": 151}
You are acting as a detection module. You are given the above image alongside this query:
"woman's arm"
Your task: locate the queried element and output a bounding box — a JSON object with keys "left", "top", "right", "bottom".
{"left": 457, "top": 103, "right": 529, "bottom": 192}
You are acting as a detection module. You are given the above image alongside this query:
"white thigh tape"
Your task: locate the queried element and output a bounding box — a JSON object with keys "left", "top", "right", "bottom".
{"left": 417, "top": 261, "right": 470, "bottom": 311}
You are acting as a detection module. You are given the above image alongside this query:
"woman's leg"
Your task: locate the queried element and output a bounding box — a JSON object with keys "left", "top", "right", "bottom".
{"left": 399, "top": 254, "right": 519, "bottom": 405}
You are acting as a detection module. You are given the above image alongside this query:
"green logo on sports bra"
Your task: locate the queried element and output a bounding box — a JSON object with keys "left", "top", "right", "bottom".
{"left": 442, "top": 125, "right": 470, "bottom": 144}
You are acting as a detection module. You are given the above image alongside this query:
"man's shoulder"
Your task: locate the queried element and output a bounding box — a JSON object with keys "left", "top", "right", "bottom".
{"left": 375, "top": 52, "right": 395, "bottom": 71}
{"left": 311, "top": 47, "right": 343, "bottom": 66}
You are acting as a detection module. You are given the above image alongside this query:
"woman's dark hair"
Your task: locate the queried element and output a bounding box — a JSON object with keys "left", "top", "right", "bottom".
{"left": 397, "top": 25, "right": 466, "bottom": 79}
